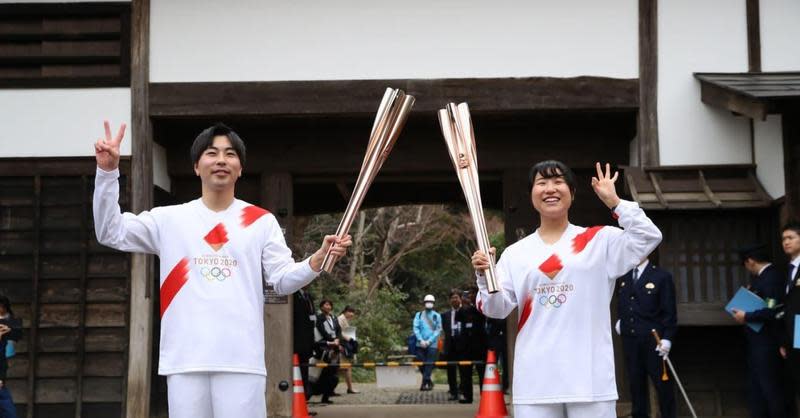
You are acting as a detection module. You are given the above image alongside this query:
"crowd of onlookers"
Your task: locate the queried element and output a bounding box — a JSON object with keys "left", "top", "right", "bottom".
{"left": 409, "top": 287, "right": 508, "bottom": 403}
{"left": 292, "top": 288, "right": 361, "bottom": 404}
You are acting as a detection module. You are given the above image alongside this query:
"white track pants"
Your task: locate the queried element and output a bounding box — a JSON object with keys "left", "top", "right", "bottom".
{"left": 514, "top": 401, "right": 616, "bottom": 418}
{"left": 167, "top": 372, "right": 266, "bottom": 418}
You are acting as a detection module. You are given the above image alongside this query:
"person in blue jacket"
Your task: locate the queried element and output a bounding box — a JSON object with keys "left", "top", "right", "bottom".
{"left": 0, "top": 295, "right": 22, "bottom": 418}
{"left": 732, "top": 244, "right": 786, "bottom": 418}
{"left": 616, "top": 254, "right": 677, "bottom": 418}
{"left": 413, "top": 294, "right": 442, "bottom": 391}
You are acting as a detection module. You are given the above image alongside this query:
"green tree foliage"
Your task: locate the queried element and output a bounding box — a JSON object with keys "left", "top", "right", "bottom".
{"left": 293, "top": 205, "right": 504, "bottom": 367}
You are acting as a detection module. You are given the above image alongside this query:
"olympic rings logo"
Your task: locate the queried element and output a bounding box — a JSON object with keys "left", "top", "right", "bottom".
{"left": 538, "top": 293, "right": 567, "bottom": 308}
{"left": 201, "top": 267, "right": 232, "bottom": 282}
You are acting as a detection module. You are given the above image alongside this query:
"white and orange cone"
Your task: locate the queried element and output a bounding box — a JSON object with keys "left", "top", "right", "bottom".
{"left": 476, "top": 350, "right": 509, "bottom": 418}
{"left": 292, "top": 354, "right": 312, "bottom": 418}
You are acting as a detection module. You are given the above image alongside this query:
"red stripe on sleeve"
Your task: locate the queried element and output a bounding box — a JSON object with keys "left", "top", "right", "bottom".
{"left": 160, "top": 258, "right": 190, "bottom": 318}
{"left": 241, "top": 205, "right": 270, "bottom": 228}
{"left": 571, "top": 226, "right": 604, "bottom": 254}
{"left": 517, "top": 294, "right": 533, "bottom": 332}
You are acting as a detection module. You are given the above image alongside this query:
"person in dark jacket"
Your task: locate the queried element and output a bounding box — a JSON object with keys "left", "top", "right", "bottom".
{"left": 486, "top": 317, "right": 509, "bottom": 393}
{"left": 455, "top": 287, "right": 487, "bottom": 404}
{"left": 292, "top": 286, "right": 316, "bottom": 400}
{"left": 616, "top": 255, "right": 677, "bottom": 418}
{"left": 780, "top": 222, "right": 800, "bottom": 410}
{"left": 0, "top": 295, "right": 22, "bottom": 418}
{"left": 732, "top": 244, "right": 787, "bottom": 418}
{"left": 314, "top": 299, "right": 341, "bottom": 404}
{"left": 440, "top": 289, "right": 462, "bottom": 401}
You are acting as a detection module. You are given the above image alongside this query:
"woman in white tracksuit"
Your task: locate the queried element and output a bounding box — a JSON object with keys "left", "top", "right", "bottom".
{"left": 471, "top": 161, "right": 662, "bottom": 418}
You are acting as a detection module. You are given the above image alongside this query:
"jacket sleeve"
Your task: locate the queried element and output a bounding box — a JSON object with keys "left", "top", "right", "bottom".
{"left": 746, "top": 269, "right": 786, "bottom": 323}
{"left": 604, "top": 200, "right": 663, "bottom": 280}
{"left": 413, "top": 313, "right": 424, "bottom": 342}
{"left": 93, "top": 167, "right": 161, "bottom": 255}
{"left": 660, "top": 271, "right": 679, "bottom": 341}
{"left": 262, "top": 214, "right": 319, "bottom": 295}
{"left": 476, "top": 250, "right": 518, "bottom": 319}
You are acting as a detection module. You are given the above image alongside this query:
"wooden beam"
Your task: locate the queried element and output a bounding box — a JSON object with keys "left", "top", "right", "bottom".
{"left": 262, "top": 173, "right": 294, "bottom": 418}
{"left": 638, "top": 0, "right": 659, "bottom": 166}
{"left": 149, "top": 77, "right": 639, "bottom": 118}
{"left": 699, "top": 81, "right": 767, "bottom": 120}
{"left": 783, "top": 113, "right": 800, "bottom": 223}
{"left": 125, "top": 0, "right": 153, "bottom": 417}
{"left": 698, "top": 170, "right": 723, "bottom": 208}
{"left": 746, "top": 0, "right": 762, "bottom": 73}
{"left": 648, "top": 172, "right": 668, "bottom": 208}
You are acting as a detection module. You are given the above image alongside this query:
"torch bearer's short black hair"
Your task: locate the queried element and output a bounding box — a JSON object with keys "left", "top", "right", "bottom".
{"left": 190, "top": 123, "right": 246, "bottom": 166}
{"left": 528, "top": 160, "right": 577, "bottom": 197}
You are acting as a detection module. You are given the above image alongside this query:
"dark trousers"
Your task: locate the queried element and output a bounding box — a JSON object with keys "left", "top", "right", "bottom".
{"left": 0, "top": 387, "right": 17, "bottom": 418}
{"left": 787, "top": 350, "right": 800, "bottom": 417}
{"left": 440, "top": 351, "right": 459, "bottom": 396}
{"left": 622, "top": 335, "right": 676, "bottom": 418}
{"left": 316, "top": 366, "right": 339, "bottom": 401}
{"left": 457, "top": 350, "right": 485, "bottom": 403}
{"left": 746, "top": 342, "right": 785, "bottom": 418}
{"left": 297, "top": 350, "right": 313, "bottom": 400}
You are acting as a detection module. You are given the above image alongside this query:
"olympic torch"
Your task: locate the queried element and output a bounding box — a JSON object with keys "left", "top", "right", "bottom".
{"left": 438, "top": 102, "right": 499, "bottom": 293}
{"left": 321, "top": 88, "right": 415, "bottom": 272}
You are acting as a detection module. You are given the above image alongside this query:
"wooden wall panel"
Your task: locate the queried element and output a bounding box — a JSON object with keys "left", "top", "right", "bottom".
{"left": 0, "top": 159, "right": 131, "bottom": 417}
{"left": 0, "top": 3, "right": 131, "bottom": 88}
{"left": 652, "top": 209, "right": 776, "bottom": 325}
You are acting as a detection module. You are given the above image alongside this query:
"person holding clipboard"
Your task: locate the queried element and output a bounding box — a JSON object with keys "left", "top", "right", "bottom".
{"left": 729, "top": 244, "right": 786, "bottom": 418}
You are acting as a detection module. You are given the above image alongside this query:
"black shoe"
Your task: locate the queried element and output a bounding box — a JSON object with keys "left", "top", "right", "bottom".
{"left": 420, "top": 382, "right": 426, "bottom": 391}
{"left": 330, "top": 392, "right": 341, "bottom": 397}
{"left": 448, "top": 394, "right": 458, "bottom": 401}
{"left": 321, "top": 398, "right": 334, "bottom": 404}
{"left": 458, "top": 398, "right": 473, "bottom": 404}
{"left": 347, "top": 389, "right": 360, "bottom": 394}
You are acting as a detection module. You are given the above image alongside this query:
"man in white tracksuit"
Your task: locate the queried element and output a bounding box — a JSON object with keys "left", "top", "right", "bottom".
{"left": 472, "top": 160, "right": 662, "bottom": 418}
{"left": 92, "top": 121, "right": 351, "bottom": 418}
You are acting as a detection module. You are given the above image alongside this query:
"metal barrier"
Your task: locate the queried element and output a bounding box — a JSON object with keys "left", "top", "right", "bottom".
{"left": 301, "top": 360, "right": 485, "bottom": 369}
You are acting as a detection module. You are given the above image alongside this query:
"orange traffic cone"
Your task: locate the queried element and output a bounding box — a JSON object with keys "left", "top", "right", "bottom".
{"left": 292, "top": 354, "right": 312, "bottom": 418}
{"left": 476, "top": 350, "right": 509, "bottom": 418}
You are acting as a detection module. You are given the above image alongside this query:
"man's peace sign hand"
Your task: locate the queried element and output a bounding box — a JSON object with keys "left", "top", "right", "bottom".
{"left": 94, "top": 120, "right": 126, "bottom": 171}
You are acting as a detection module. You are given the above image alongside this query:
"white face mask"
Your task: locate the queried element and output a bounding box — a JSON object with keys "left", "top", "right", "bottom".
{"left": 424, "top": 302, "right": 434, "bottom": 310}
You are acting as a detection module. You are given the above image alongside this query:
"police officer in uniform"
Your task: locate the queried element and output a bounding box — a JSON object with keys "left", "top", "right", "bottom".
{"left": 732, "top": 244, "right": 786, "bottom": 418}
{"left": 616, "top": 255, "right": 677, "bottom": 418}
{"left": 780, "top": 221, "right": 800, "bottom": 411}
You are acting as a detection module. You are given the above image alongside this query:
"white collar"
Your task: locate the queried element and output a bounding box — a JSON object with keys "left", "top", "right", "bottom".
{"left": 791, "top": 255, "right": 800, "bottom": 268}
{"left": 637, "top": 259, "right": 650, "bottom": 271}
{"left": 757, "top": 263, "right": 772, "bottom": 276}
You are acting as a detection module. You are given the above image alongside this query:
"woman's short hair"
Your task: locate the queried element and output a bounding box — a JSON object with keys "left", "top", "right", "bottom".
{"left": 528, "top": 160, "right": 577, "bottom": 197}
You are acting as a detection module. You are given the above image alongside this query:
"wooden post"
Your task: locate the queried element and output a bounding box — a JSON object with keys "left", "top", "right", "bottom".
{"left": 501, "top": 169, "right": 537, "bottom": 396}
{"left": 125, "top": 0, "right": 154, "bottom": 417}
{"left": 262, "top": 172, "right": 294, "bottom": 418}
{"left": 639, "top": 0, "right": 660, "bottom": 167}
{"left": 746, "top": 0, "right": 761, "bottom": 73}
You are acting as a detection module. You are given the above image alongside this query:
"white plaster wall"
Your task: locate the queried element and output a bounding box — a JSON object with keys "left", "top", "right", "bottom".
{"left": 754, "top": 116, "right": 785, "bottom": 198}
{"left": 153, "top": 142, "right": 171, "bottom": 192}
{"left": 761, "top": 0, "right": 800, "bottom": 71}
{"left": 150, "top": 0, "right": 638, "bottom": 82}
{"left": 0, "top": 89, "right": 131, "bottom": 157}
{"left": 658, "top": 0, "right": 751, "bottom": 166}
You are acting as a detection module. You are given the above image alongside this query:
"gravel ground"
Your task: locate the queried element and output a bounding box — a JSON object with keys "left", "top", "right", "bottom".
{"left": 306, "top": 382, "right": 503, "bottom": 406}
